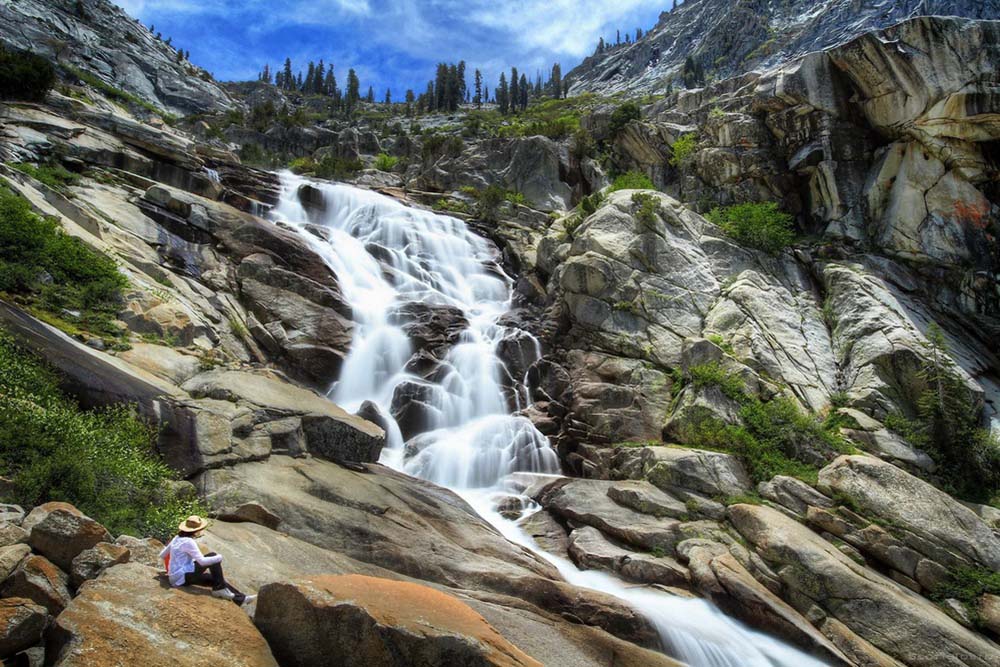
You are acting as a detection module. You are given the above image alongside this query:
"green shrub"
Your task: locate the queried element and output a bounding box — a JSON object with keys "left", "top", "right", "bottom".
{"left": 0, "top": 187, "right": 127, "bottom": 341}
{"left": 580, "top": 191, "right": 605, "bottom": 216}
{"left": 571, "top": 128, "right": 597, "bottom": 160}
{"left": 608, "top": 171, "right": 655, "bottom": 193}
{"left": 373, "top": 153, "right": 399, "bottom": 171}
{"left": 505, "top": 191, "right": 526, "bottom": 206}
{"left": 631, "top": 192, "right": 661, "bottom": 228}
{"left": 608, "top": 102, "right": 641, "bottom": 139}
{"left": 313, "top": 155, "right": 363, "bottom": 180}
{"left": 932, "top": 566, "right": 1000, "bottom": 627}
{"left": 287, "top": 156, "right": 316, "bottom": 174}
{"left": 706, "top": 202, "right": 795, "bottom": 254}
{"left": 0, "top": 329, "right": 203, "bottom": 539}
{"left": 682, "top": 361, "right": 848, "bottom": 484}
{"left": 475, "top": 185, "right": 505, "bottom": 222}
{"left": 11, "top": 162, "right": 80, "bottom": 190}
{"left": 0, "top": 45, "right": 55, "bottom": 102}
{"left": 669, "top": 133, "right": 699, "bottom": 166}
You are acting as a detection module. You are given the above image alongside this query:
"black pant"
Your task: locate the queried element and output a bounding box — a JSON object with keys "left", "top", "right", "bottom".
{"left": 182, "top": 552, "right": 244, "bottom": 601}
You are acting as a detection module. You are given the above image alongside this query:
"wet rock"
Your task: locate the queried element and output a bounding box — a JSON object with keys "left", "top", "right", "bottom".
{"left": 0, "top": 598, "right": 47, "bottom": 659}
{"left": 534, "top": 479, "right": 680, "bottom": 552}
{"left": 390, "top": 380, "right": 442, "bottom": 441}
{"left": 390, "top": 302, "right": 468, "bottom": 359}
{"left": 48, "top": 563, "right": 277, "bottom": 667}
{"left": 26, "top": 506, "right": 112, "bottom": 572}
{"left": 256, "top": 574, "right": 543, "bottom": 667}
{"left": 568, "top": 527, "right": 690, "bottom": 587}
{"left": 69, "top": 542, "right": 130, "bottom": 588}
{"left": 1, "top": 554, "right": 72, "bottom": 616}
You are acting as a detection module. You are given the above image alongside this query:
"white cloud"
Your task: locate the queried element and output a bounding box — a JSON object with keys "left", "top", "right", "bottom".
{"left": 111, "top": 0, "right": 664, "bottom": 89}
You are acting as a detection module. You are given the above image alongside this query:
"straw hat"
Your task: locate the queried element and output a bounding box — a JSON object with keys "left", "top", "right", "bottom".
{"left": 178, "top": 515, "right": 210, "bottom": 534}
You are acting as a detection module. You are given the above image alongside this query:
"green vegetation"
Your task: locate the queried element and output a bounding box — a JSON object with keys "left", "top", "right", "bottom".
{"left": 505, "top": 191, "right": 526, "bottom": 206}
{"left": 706, "top": 333, "right": 736, "bottom": 356}
{"left": 373, "top": 153, "right": 399, "bottom": 171}
{"left": 288, "top": 154, "right": 363, "bottom": 180}
{"left": 0, "top": 186, "right": 127, "bottom": 343}
{"left": 0, "top": 45, "right": 55, "bottom": 102}
{"left": 608, "top": 101, "right": 641, "bottom": 139}
{"left": 11, "top": 162, "right": 80, "bottom": 190}
{"left": 63, "top": 65, "right": 175, "bottom": 122}
{"left": 669, "top": 133, "right": 699, "bottom": 166}
{"left": 886, "top": 324, "right": 1000, "bottom": 504}
{"left": 631, "top": 192, "right": 661, "bottom": 228}
{"left": 433, "top": 198, "right": 471, "bottom": 215}
{"left": 608, "top": 171, "right": 655, "bottom": 193}
{"left": 0, "top": 329, "right": 203, "bottom": 540}
{"left": 580, "top": 191, "right": 605, "bottom": 216}
{"left": 474, "top": 184, "right": 506, "bottom": 223}
{"left": 932, "top": 566, "right": 1000, "bottom": 627}
{"left": 706, "top": 202, "right": 795, "bottom": 254}
{"left": 682, "top": 362, "right": 849, "bottom": 484}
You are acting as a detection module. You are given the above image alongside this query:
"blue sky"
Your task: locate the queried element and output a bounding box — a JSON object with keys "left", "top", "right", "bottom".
{"left": 113, "top": 0, "right": 669, "bottom": 98}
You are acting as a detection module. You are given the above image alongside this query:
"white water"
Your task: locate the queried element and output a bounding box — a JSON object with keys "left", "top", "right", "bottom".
{"left": 270, "top": 174, "right": 828, "bottom": 667}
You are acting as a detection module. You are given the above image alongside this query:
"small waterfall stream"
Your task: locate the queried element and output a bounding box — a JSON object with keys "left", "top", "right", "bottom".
{"left": 270, "top": 174, "right": 829, "bottom": 667}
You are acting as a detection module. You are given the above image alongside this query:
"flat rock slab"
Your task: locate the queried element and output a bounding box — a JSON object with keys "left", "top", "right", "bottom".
{"left": 256, "top": 574, "right": 543, "bottom": 667}
{"left": 48, "top": 563, "right": 277, "bottom": 667}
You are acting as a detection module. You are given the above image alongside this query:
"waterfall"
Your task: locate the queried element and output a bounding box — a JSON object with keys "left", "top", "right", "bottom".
{"left": 270, "top": 173, "right": 829, "bottom": 667}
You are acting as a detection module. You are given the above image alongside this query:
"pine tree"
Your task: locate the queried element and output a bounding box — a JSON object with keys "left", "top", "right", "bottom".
{"left": 446, "top": 63, "right": 459, "bottom": 111}
{"left": 261, "top": 64, "right": 271, "bottom": 84}
{"left": 346, "top": 68, "right": 360, "bottom": 113}
{"left": 509, "top": 68, "right": 519, "bottom": 114}
{"left": 384, "top": 88, "right": 391, "bottom": 105}
{"left": 405, "top": 89, "right": 415, "bottom": 116}
{"left": 457, "top": 60, "right": 467, "bottom": 104}
{"left": 519, "top": 73, "right": 529, "bottom": 111}
{"left": 485, "top": 85, "right": 490, "bottom": 104}
{"left": 534, "top": 73, "right": 542, "bottom": 97}
{"left": 497, "top": 73, "right": 509, "bottom": 114}
{"left": 367, "top": 85, "right": 375, "bottom": 103}
{"left": 616, "top": 29, "right": 620, "bottom": 45}
{"left": 672, "top": 0, "right": 677, "bottom": 10}
{"left": 474, "top": 69, "right": 483, "bottom": 109}
{"left": 282, "top": 58, "right": 293, "bottom": 91}
{"left": 434, "top": 63, "right": 447, "bottom": 111}
{"left": 304, "top": 62, "right": 316, "bottom": 94}
{"left": 550, "top": 63, "right": 562, "bottom": 98}
{"left": 296, "top": 72, "right": 303, "bottom": 90}
{"left": 315, "top": 61, "right": 325, "bottom": 94}
{"left": 597, "top": 37, "right": 605, "bottom": 54}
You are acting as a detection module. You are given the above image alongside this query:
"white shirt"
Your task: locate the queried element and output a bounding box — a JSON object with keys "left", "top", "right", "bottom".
{"left": 158, "top": 536, "right": 223, "bottom": 587}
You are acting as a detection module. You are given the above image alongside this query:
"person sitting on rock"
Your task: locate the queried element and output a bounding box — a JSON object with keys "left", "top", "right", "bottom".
{"left": 158, "top": 515, "right": 255, "bottom": 606}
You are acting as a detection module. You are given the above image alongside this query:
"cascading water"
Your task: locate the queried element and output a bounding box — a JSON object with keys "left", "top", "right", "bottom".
{"left": 270, "top": 173, "right": 829, "bottom": 667}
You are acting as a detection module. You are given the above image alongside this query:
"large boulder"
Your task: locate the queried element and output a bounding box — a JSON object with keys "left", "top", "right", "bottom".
{"left": 729, "top": 503, "right": 1000, "bottom": 667}
{"left": 69, "top": 542, "right": 130, "bottom": 588}
{"left": 0, "top": 598, "right": 47, "bottom": 659}
{"left": 0, "top": 544, "right": 30, "bottom": 581}
{"left": 26, "top": 506, "right": 112, "bottom": 572}
{"left": 818, "top": 455, "right": 1000, "bottom": 569}
{"left": 619, "top": 445, "right": 753, "bottom": 498}
{"left": 47, "top": 563, "right": 277, "bottom": 667}
{"left": 1, "top": 554, "right": 72, "bottom": 615}
{"left": 256, "top": 574, "right": 542, "bottom": 667}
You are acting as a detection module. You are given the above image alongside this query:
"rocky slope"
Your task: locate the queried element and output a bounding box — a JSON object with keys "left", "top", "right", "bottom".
{"left": 0, "top": 0, "right": 233, "bottom": 115}
{"left": 1, "top": 1, "right": 1000, "bottom": 666}
{"left": 566, "top": 0, "right": 1000, "bottom": 95}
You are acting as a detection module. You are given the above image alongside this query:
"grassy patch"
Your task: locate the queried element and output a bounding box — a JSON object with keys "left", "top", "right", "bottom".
{"left": 63, "top": 65, "right": 175, "bottom": 122}
{"left": 0, "top": 329, "right": 203, "bottom": 539}
{"left": 706, "top": 202, "right": 795, "bottom": 255}
{"left": 682, "top": 362, "right": 848, "bottom": 484}
{"left": 289, "top": 155, "right": 364, "bottom": 180}
{"left": 0, "top": 186, "right": 127, "bottom": 343}
{"left": 11, "top": 162, "right": 80, "bottom": 190}
{"left": 609, "top": 171, "right": 655, "bottom": 193}
{"left": 932, "top": 566, "right": 1000, "bottom": 627}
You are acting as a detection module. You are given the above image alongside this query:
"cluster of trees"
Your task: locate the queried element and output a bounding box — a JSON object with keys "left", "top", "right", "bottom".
{"left": 594, "top": 27, "right": 646, "bottom": 55}
{"left": 258, "top": 59, "right": 368, "bottom": 114}
{"left": 253, "top": 57, "right": 568, "bottom": 117}
{"left": 147, "top": 25, "right": 190, "bottom": 64}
